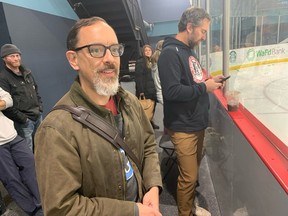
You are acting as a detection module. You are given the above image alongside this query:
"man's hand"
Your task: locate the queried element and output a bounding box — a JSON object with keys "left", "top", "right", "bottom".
{"left": 137, "top": 187, "right": 162, "bottom": 216}
{"left": 136, "top": 203, "right": 162, "bottom": 216}
{"left": 142, "top": 187, "right": 160, "bottom": 210}
{"left": 0, "top": 99, "right": 6, "bottom": 111}
{"left": 205, "top": 78, "right": 222, "bottom": 93}
{"left": 212, "top": 74, "right": 225, "bottom": 83}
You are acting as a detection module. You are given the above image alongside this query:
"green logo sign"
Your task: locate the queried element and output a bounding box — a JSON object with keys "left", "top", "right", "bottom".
{"left": 229, "top": 51, "right": 237, "bottom": 63}
{"left": 246, "top": 48, "right": 255, "bottom": 61}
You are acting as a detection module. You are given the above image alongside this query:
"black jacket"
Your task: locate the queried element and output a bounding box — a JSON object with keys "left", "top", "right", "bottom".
{"left": 158, "top": 37, "right": 209, "bottom": 132}
{"left": 135, "top": 57, "right": 157, "bottom": 101}
{"left": 0, "top": 65, "right": 43, "bottom": 123}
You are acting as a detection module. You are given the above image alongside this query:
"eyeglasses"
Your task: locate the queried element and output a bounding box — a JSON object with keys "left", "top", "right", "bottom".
{"left": 72, "top": 43, "right": 124, "bottom": 58}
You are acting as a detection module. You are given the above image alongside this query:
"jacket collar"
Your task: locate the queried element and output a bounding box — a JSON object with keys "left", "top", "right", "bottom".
{"left": 4, "top": 65, "right": 31, "bottom": 78}
{"left": 69, "top": 76, "right": 132, "bottom": 117}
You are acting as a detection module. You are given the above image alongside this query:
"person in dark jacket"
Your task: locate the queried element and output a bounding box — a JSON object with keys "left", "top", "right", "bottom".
{"left": 158, "top": 7, "right": 224, "bottom": 216}
{"left": 135, "top": 45, "right": 159, "bottom": 129}
{"left": 0, "top": 44, "right": 43, "bottom": 152}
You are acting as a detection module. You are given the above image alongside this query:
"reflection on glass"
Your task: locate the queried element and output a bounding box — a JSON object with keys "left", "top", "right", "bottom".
{"left": 209, "top": 0, "right": 288, "bottom": 153}
{"left": 243, "top": 16, "right": 279, "bottom": 47}
{"left": 279, "top": 15, "right": 288, "bottom": 42}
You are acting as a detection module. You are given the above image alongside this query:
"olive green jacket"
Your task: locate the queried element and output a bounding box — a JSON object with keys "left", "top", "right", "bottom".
{"left": 35, "top": 79, "right": 162, "bottom": 216}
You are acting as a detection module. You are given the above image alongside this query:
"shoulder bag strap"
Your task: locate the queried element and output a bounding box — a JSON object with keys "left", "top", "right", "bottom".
{"left": 51, "top": 105, "right": 142, "bottom": 173}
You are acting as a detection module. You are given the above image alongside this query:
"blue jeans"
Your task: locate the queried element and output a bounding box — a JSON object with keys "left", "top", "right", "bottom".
{"left": 0, "top": 136, "right": 42, "bottom": 215}
{"left": 14, "top": 115, "right": 42, "bottom": 152}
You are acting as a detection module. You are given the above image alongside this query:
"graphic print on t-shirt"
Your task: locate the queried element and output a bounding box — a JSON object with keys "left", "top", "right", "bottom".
{"left": 189, "top": 56, "right": 207, "bottom": 83}
{"left": 119, "top": 149, "right": 134, "bottom": 180}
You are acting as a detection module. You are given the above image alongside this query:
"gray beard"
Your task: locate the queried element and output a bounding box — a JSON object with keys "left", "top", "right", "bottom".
{"left": 93, "top": 74, "right": 119, "bottom": 96}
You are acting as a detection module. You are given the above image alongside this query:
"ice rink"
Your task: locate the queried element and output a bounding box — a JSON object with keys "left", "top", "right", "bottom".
{"left": 229, "top": 62, "right": 288, "bottom": 146}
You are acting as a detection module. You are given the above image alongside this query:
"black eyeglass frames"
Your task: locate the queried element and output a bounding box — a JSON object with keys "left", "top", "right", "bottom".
{"left": 72, "top": 43, "right": 125, "bottom": 58}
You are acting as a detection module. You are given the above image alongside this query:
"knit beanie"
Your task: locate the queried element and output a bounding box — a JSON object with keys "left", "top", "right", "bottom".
{"left": 1, "top": 44, "right": 21, "bottom": 58}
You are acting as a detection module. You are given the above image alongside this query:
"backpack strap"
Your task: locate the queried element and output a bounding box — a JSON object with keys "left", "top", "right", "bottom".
{"left": 51, "top": 105, "right": 142, "bottom": 174}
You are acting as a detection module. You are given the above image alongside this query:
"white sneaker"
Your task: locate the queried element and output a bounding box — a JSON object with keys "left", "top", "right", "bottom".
{"left": 233, "top": 206, "right": 248, "bottom": 216}
{"left": 194, "top": 205, "right": 211, "bottom": 216}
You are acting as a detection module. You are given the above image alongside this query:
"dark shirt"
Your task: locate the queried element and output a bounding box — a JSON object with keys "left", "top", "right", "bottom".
{"left": 0, "top": 65, "right": 42, "bottom": 123}
{"left": 158, "top": 37, "right": 209, "bottom": 132}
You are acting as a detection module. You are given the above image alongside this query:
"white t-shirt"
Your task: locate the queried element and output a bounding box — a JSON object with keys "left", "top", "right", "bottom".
{"left": 0, "top": 87, "right": 17, "bottom": 145}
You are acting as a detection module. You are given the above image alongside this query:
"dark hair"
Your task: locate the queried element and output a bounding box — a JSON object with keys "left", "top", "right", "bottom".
{"left": 178, "top": 7, "right": 211, "bottom": 32}
{"left": 66, "top": 16, "right": 107, "bottom": 50}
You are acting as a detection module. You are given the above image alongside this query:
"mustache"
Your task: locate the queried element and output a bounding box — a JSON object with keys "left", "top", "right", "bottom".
{"left": 96, "top": 64, "right": 117, "bottom": 73}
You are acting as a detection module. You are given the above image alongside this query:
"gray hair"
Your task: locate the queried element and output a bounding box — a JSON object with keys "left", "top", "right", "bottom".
{"left": 178, "top": 7, "right": 211, "bottom": 32}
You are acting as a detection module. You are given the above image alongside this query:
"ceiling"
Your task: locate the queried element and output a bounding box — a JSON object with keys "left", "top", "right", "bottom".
{"left": 67, "top": 0, "right": 148, "bottom": 45}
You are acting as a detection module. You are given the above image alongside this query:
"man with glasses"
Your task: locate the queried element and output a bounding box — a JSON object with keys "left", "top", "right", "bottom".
{"left": 0, "top": 44, "right": 43, "bottom": 152}
{"left": 34, "top": 17, "right": 162, "bottom": 216}
{"left": 158, "top": 7, "right": 223, "bottom": 216}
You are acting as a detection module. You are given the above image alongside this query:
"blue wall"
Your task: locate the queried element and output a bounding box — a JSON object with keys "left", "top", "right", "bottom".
{"left": 140, "top": 0, "right": 189, "bottom": 23}
{"left": 140, "top": 0, "right": 190, "bottom": 39}
{"left": 0, "top": 0, "right": 78, "bottom": 19}
{"left": 0, "top": 3, "right": 77, "bottom": 116}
